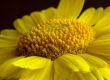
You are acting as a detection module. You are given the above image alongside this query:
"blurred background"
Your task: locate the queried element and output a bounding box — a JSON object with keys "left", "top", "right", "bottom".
{"left": 0, "top": 0, "right": 110, "bottom": 30}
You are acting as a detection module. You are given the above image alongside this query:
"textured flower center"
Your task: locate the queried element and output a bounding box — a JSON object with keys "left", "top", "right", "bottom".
{"left": 17, "top": 19, "right": 94, "bottom": 60}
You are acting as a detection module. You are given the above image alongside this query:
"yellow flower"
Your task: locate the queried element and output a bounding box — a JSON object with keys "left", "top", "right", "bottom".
{"left": 0, "top": 0, "right": 110, "bottom": 80}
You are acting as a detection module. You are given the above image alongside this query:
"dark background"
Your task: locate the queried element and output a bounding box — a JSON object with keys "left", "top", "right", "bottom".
{"left": 0, "top": 0, "right": 110, "bottom": 30}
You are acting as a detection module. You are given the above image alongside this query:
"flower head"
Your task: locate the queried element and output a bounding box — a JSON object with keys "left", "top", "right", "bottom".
{"left": 0, "top": 0, "right": 110, "bottom": 80}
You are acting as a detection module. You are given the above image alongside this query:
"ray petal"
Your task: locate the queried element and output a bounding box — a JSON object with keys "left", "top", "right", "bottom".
{"left": 56, "top": 0, "right": 85, "bottom": 19}
{"left": 12, "top": 56, "right": 51, "bottom": 70}
{"left": 19, "top": 61, "right": 53, "bottom": 80}
{"left": 78, "top": 8, "right": 96, "bottom": 24}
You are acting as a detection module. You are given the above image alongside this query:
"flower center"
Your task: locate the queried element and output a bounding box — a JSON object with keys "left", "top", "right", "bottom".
{"left": 17, "top": 19, "right": 94, "bottom": 60}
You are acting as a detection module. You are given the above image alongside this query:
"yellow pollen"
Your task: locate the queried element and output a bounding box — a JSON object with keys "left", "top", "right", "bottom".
{"left": 17, "top": 19, "right": 94, "bottom": 60}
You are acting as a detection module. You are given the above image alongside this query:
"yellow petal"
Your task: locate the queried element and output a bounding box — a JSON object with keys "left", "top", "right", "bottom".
{"left": 94, "top": 6, "right": 110, "bottom": 33}
{"left": 72, "top": 72, "right": 97, "bottom": 80}
{"left": 55, "top": 54, "right": 90, "bottom": 77}
{"left": 13, "top": 16, "right": 34, "bottom": 33}
{"left": 72, "top": 72, "right": 85, "bottom": 80}
{"left": 30, "top": 7, "right": 56, "bottom": 26}
{"left": 90, "top": 7, "right": 104, "bottom": 25}
{"left": 59, "top": 54, "right": 90, "bottom": 72}
{"left": 56, "top": 0, "right": 85, "bottom": 19}
{"left": 30, "top": 11, "right": 45, "bottom": 25}
{"left": 0, "top": 29, "right": 19, "bottom": 41}
{"left": 0, "top": 29, "right": 19, "bottom": 48}
{"left": 75, "top": 72, "right": 97, "bottom": 80}
{"left": 0, "top": 37, "right": 17, "bottom": 48}
{"left": 22, "top": 15, "right": 36, "bottom": 29}
{"left": 0, "top": 57, "right": 23, "bottom": 79}
{"left": 19, "top": 61, "right": 53, "bottom": 80}
{"left": 100, "top": 67, "right": 110, "bottom": 79}
{"left": 0, "top": 39, "right": 17, "bottom": 48}
{"left": 19, "top": 70, "right": 33, "bottom": 80}
{"left": 67, "top": 57, "right": 81, "bottom": 72}
{"left": 53, "top": 74, "right": 59, "bottom": 80}
{"left": 42, "top": 7, "right": 56, "bottom": 20}
{"left": 0, "top": 47, "right": 16, "bottom": 64}
{"left": 101, "top": 6, "right": 110, "bottom": 18}
{"left": 70, "top": 72, "right": 81, "bottom": 80}
{"left": 100, "top": 56, "right": 110, "bottom": 65}
{"left": 54, "top": 58, "right": 73, "bottom": 79}
{"left": 0, "top": 29, "right": 20, "bottom": 40}
{"left": 91, "top": 68, "right": 104, "bottom": 80}
{"left": 87, "top": 35, "right": 110, "bottom": 57}
{"left": 12, "top": 56, "right": 51, "bottom": 70}
{"left": 80, "top": 54, "right": 108, "bottom": 68}
{"left": 14, "top": 19, "right": 28, "bottom": 33}
{"left": 54, "top": 73, "right": 65, "bottom": 80}
{"left": 95, "top": 24, "right": 110, "bottom": 37}
{"left": 78, "top": 8, "right": 96, "bottom": 24}
{"left": 33, "top": 61, "right": 53, "bottom": 80}
{"left": 82, "top": 72, "right": 97, "bottom": 80}
{"left": 56, "top": 56, "right": 79, "bottom": 72}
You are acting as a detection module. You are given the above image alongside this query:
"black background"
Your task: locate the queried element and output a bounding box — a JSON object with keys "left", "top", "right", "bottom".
{"left": 0, "top": 0, "right": 110, "bottom": 30}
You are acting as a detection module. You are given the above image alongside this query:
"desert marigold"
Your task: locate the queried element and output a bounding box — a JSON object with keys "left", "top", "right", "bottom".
{"left": 0, "top": 0, "right": 110, "bottom": 80}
